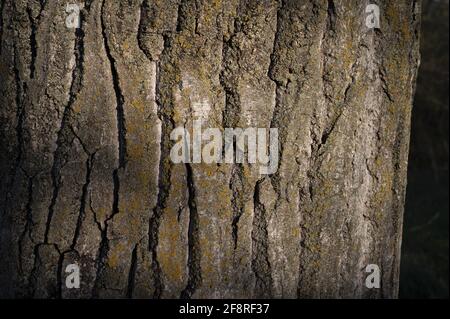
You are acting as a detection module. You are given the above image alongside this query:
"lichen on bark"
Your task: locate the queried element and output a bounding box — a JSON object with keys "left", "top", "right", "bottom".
{"left": 0, "top": 0, "right": 420, "bottom": 299}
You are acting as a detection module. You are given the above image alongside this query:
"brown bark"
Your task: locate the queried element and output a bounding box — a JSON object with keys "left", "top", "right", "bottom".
{"left": 0, "top": 0, "right": 420, "bottom": 298}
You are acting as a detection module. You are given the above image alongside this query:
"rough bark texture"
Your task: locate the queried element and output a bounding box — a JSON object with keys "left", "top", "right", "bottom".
{"left": 0, "top": 0, "right": 420, "bottom": 298}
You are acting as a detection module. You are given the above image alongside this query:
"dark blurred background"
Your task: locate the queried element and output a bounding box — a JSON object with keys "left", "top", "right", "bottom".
{"left": 400, "top": 0, "right": 449, "bottom": 299}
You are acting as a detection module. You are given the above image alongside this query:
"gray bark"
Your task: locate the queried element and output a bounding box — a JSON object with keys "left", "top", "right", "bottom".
{"left": 0, "top": 0, "right": 420, "bottom": 298}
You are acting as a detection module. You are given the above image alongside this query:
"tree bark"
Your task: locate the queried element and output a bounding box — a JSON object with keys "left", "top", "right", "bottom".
{"left": 0, "top": 0, "right": 420, "bottom": 299}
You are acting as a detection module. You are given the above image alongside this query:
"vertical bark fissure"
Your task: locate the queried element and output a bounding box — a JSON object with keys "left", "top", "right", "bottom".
{"left": 91, "top": 3, "right": 130, "bottom": 293}
{"left": 136, "top": 0, "right": 165, "bottom": 295}
{"left": 43, "top": 166, "right": 61, "bottom": 244}
{"left": 28, "top": 243, "right": 60, "bottom": 298}
{"left": 18, "top": 173, "right": 34, "bottom": 274}
{"left": 9, "top": 41, "right": 27, "bottom": 194}
{"left": 126, "top": 244, "right": 138, "bottom": 299}
{"left": 43, "top": 8, "right": 86, "bottom": 244}
{"left": 325, "top": 0, "right": 336, "bottom": 35}
{"left": 137, "top": 0, "right": 150, "bottom": 58}
{"left": 378, "top": 66, "right": 394, "bottom": 102}
{"left": 180, "top": 163, "right": 201, "bottom": 299}
{"left": 2, "top": 8, "right": 29, "bottom": 206}
{"left": 267, "top": 0, "right": 288, "bottom": 200}
{"left": 56, "top": 131, "right": 93, "bottom": 298}
{"left": 251, "top": 178, "right": 272, "bottom": 297}
{"left": 101, "top": 0, "right": 127, "bottom": 169}
{"left": 220, "top": 9, "right": 244, "bottom": 249}
{"left": 318, "top": 0, "right": 338, "bottom": 149}
{"left": 148, "top": 137, "right": 166, "bottom": 298}
{"left": 56, "top": 249, "right": 66, "bottom": 299}
{"left": 92, "top": 224, "right": 110, "bottom": 298}
{"left": 230, "top": 164, "right": 244, "bottom": 249}
{"left": 108, "top": 169, "right": 120, "bottom": 222}
{"left": 176, "top": 0, "right": 187, "bottom": 33}
{"left": 222, "top": 73, "right": 245, "bottom": 250}
{"left": 148, "top": 34, "right": 173, "bottom": 299}
{"left": 70, "top": 152, "right": 95, "bottom": 250}
{"left": 27, "top": 0, "right": 46, "bottom": 79}
{"left": 100, "top": 6, "right": 126, "bottom": 277}
{"left": 27, "top": 243, "right": 43, "bottom": 297}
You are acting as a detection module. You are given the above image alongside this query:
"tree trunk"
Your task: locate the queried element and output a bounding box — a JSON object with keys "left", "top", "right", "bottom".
{"left": 0, "top": 0, "right": 420, "bottom": 299}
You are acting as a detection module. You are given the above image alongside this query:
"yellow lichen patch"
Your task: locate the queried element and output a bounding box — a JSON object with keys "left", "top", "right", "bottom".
{"left": 95, "top": 206, "right": 109, "bottom": 223}
{"left": 201, "top": 0, "right": 222, "bottom": 27}
{"left": 128, "top": 142, "right": 145, "bottom": 160}
{"left": 138, "top": 167, "right": 152, "bottom": 191}
{"left": 198, "top": 232, "right": 215, "bottom": 281}
{"left": 175, "top": 35, "right": 194, "bottom": 51}
{"left": 385, "top": 4, "right": 399, "bottom": 29}
{"left": 119, "top": 193, "right": 142, "bottom": 216}
{"left": 292, "top": 226, "right": 300, "bottom": 239}
{"left": 374, "top": 167, "right": 394, "bottom": 206}
{"left": 108, "top": 241, "right": 129, "bottom": 268}
{"left": 200, "top": 163, "right": 218, "bottom": 177}
{"left": 215, "top": 185, "right": 232, "bottom": 214}
{"left": 131, "top": 99, "right": 146, "bottom": 113}
{"left": 342, "top": 35, "right": 355, "bottom": 71}
{"left": 122, "top": 39, "right": 130, "bottom": 53}
{"left": 128, "top": 209, "right": 143, "bottom": 231}
{"left": 242, "top": 164, "right": 252, "bottom": 180}
{"left": 170, "top": 177, "right": 185, "bottom": 195}
{"left": 173, "top": 107, "right": 184, "bottom": 124}
{"left": 385, "top": 2, "right": 412, "bottom": 43}
{"left": 72, "top": 101, "right": 82, "bottom": 114}
{"left": 158, "top": 207, "right": 185, "bottom": 283}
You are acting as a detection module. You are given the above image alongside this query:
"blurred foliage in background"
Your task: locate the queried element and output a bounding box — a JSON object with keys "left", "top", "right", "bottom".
{"left": 400, "top": 0, "right": 449, "bottom": 299}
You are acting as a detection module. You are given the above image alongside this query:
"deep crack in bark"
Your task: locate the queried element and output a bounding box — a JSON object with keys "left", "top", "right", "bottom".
{"left": 251, "top": 179, "right": 272, "bottom": 298}
{"left": 180, "top": 163, "right": 201, "bottom": 299}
